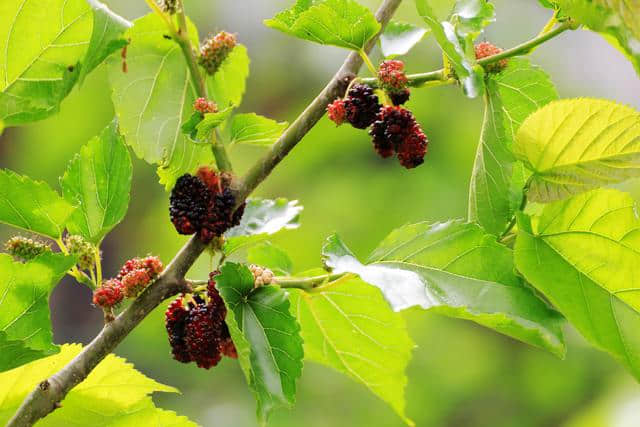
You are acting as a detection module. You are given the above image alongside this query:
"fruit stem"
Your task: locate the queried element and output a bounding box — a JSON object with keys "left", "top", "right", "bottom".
{"left": 358, "top": 49, "right": 379, "bottom": 77}
{"left": 538, "top": 9, "right": 559, "bottom": 37}
{"left": 277, "top": 273, "right": 344, "bottom": 291}
{"left": 94, "top": 246, "right": 103, "bottom": 287}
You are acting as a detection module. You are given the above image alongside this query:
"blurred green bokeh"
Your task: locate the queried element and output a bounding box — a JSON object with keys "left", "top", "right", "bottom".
{"left": 1, "top": 0, "right": 639, "bottom": 426}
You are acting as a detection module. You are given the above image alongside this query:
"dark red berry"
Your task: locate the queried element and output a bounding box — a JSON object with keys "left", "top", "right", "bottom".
{"left": 398, "top": 125, "right": 428, "bottom": 169}
{"left": 194, "top": 97, "right": 218, "bottom": 114}
{"left": 165, "top": 297, "right": 191, "bottom": 363}
{"left": 199, "top": 31, "right": 236, "bottom": 75}
{"left": 185, "top": 304, "right": 224, "bottom": 369}
{"left": 169, "top": 174, "right": 211, "bottom": 235}
{"left": 327, "top": 99, "right": 347, "bottom": 126}
{"left": 93, "top": 279, "right": 124, "bottom": 308}
{"left": 378, "top": 60, "right": 408, "bottom": 91}
{"left": 219, "top": 336, "right": 238, "bottom": 359}
{"left": 344, "top": 84, "right": 381, "bottom": 129}
{"left": 475, "top": 42, "right": 508, "bottom": 72}
{"left": 389, "top": 88, "right": 410, "bottom": 106}
{"left": 370, "top": 106, "right": 415, "bottom": 151}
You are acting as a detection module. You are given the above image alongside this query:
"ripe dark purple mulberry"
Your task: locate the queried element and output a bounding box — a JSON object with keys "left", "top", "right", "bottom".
{"left": 398, "top": 126, "right": 428, "bottom": 169}
{"left": 185, "top": 304, "right": 224, "bottom": 369}
{"left": 165, "top": 297, "right": 191, "bottom": 363}
{"left": 389, "top": 89, "right": 410, "bottom": 106}
{"left": 369, "top": 106, "right": 428, "bottom": 168}
{"left": 344, "top": 84, "right": 381, "bottom": 129}
{"left": 169, "top": 174, "right": 210, "bottom": 235}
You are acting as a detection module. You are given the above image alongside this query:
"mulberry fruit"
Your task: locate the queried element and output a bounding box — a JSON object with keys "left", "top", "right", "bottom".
{"left": 169, "top": 174, "right": 211, "bottom": 235}
{"left": 65, "top": 235, "right": 95, "bottom": 271}
{"left": 199, "top": 31, "right": 236, "bottom": 75}
{"left": 249, "top": 264, "right": 275, "bottom": 287}
{"left": 193, "top": 97, "right": 218, "bottom": 114}
{"left": 389, "top": 88, "right": 410, "bottom": 106}
{"left": 475, "top": 42, "right": 508, "bottom": 72}
{"left": 327, "top": 99, "right": 347, "bottom": 126}
{"left": 344, "top": 84, "right": 381, "bottom": 129}
{"left": 165, "top": 297, "right": 191, "bottom": 363}
{"left": 92, "top": 279, "right": 124, "bottom": 308}
{"left": 398, "top": 126, "right": 428, "bottom": 169}
{"left": 115, "top": 256, "right": 163, "bottom": 297}
{"left": 4, "top": 236, "right": 51, "bottom": 262}
{"left": 378, "top": 60, "right": 408, "bottom": 91}
{"left": 370, "top": 106, "right": 428, "bottom": 168}
{"left": 185, "top": 304, "right": 223, "bottom": 369}
{"left": 121, "top": 269, "right": 152, "bottom": 298}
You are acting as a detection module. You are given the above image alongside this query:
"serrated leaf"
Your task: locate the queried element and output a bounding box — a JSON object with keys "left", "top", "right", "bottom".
{"left": 229, "top": 113, "right": 288, "bottom": 147}
{"left": 0, "top": 0, "right": 91, "bottom": 125}
{"left": 512, "top": 98, "right": 640, "bottom": 202}
{"left": 224, "top": 198, "right": 303, "bottom": 255}
{"left": 469, "top": 58, "right": 558, "bottom": 235}
{"left": 217, "top": 263, "right": 304, "bottom": 422}
{"left": 79, "top": 1, "right": 131, "bottom": 84}
{"left": 61, "top": 120, "right": 132, "bottom": 244}
{"left": 379, "top": 20, "right": 428, "bottom": 58}
{"left": 324, "top": 222, "right": 565, "bottom": 357}
{"left": 515, "top": 188, "right": 640, "bottom": 380}
{"left": 195, "top": 107, "right": 234, "bottom": 142}
{"left": 107, "top": 13, "right": 213, "bottom": 190}
{"left": 265, "top": 0, "right": 381, "bottom": 51}
{"left": 0, "top": 169, "right": 75, "bottom": 238}
{"left": 206, "top": 44, "right": 249, "bottom": 109}
{"left": 0, "top": 344, "right": 195, "bottom": 426}
{"left": 290, "top": 276, "right": 414, "bottom": 425}
{"left": 247, "top": 241, "right": 293, "bottom": 275}
{"left": 0, "top": 253, "right": 76, "bottom": 372}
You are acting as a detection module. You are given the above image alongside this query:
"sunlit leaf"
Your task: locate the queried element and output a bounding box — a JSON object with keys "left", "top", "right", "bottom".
{"left": 379, "top": 20, "right": 428, "bottom": 58}
{"left": 206, "top": 45, "right": 250, "bottom": 109}
{"left": 230, "top": 113, "right": 288, "bottom": 147}
{"left": 247, "top": 241, "right": 293, "bottom": 275}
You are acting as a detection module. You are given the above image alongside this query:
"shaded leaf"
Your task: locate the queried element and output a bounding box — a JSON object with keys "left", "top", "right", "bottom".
{"left": 61, "top": 120, "right": 132, "bottom": 244}
{"left": 290, "top": 275, "right": 414, "bottom": 425}
{"left": 265, "top": 0, "right": 381, "bottom": 51}
{"left": 0, "top": 169, "right": 75, "bottom": 238}
{"left": 379, "top": 21, "right": 428, "bottom": 58}
{"left": 230, "top": 113, "right": 288, "bottom": 147}
{"left": 217, "top": 263, "right": 304, "bottom": 422}
{"left": 513, "top": 98, "right": 640, "bottom": 202}
{"left": 206, "top": 45, "right": 250, "bottom": 109}
{"left": 247, "top": 241, "right": 293, "bottom": 275}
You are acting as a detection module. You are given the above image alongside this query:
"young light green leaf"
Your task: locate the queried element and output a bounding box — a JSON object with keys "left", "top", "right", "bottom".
{"left": 216, "top": 263, "right": 304, "bottom": 423}
{"left": 379, "top": 21, "right": 428, "bottom": 58}
{"left": 0, "top": 344, "right": 195, "bottom": 426}
{"left": 61, "top": 121, "right": 132, "bottom": 244}
{"left": 512, "top": 98, "right": 640, "bottom": 202}
{"left": 515, "top": 188, "right": 640, "bottom": 380}
{"left": 79, "top": 1, "right": 131, "bottom": 84}
{"left": 107, "top": 13, "right": 213, "bottom": 190}
{"left": 0, "top": 0, "right": 92, "bottom": 125}
{"left": 247, "top": 241, "right": 293, "bottom": 275}
{"left": 230, "top": 113, "right": 288, "bottom": 147}
{"left": 0, "top": 253, "right": 76, "bottom": 372}
{"left": 290, "top": 276, "right": 414, "bottom": 425}
{"left": 195, "top": 107, "right": 234, "bottom": 142}
{"left": 265, "top": 0, "right": 381, "bottom": 51}
{"left": 206, "top": 44, "right": 250, "bottom": 109}
{"left": 324, "top": 221, "right": 565, "bottom": 357}
{"left": 0, "top": 169, "right": 75, "bottom": 238}
{"left": 469, "top": 58, "right": 558, "bottom": 235}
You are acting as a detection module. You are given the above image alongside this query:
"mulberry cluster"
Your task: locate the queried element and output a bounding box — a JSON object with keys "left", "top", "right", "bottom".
{"left": 249, "top": 264, "right": 275, "bottom": 287}
{"left": 474, "top": 42, "right": 508, "bottom": 73}
{"left": 4, "top": 236, "right": 51, "bottom": 262}
{"left": 378, "top": 60, "right": 410, "bottom": 106}
{"left": 92, "top": 256, "right": 163, "bottom": 309}
{"left": 65, "top": 235, "right": 95, "bottom": 271}
{"left": 165, "top": 272, "right": 236, "bottom": 368}
{"left": 169, "top": 167, "right": 245, "bottom": 243}
{"left": 370, "top": 106, "right": 428, "bottom": 169}
{"left": 193, "top": 97, "right": 218, "bottom": 114}
{"left": 199, "top": 31, "right": 236, "bottom": 75}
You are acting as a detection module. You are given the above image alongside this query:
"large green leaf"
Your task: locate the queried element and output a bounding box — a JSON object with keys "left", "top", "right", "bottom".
{"left": 290, "top": 276, "right": 414, "bottom": 425}
{"left": 61, "top": 120, "right": 132, "bottom": 244}
{"left": 216, "top": 263, "right": 304, "bottom": 422}
{"left": 0, "top": 253, "right": 76, "bottom": 372}
{"left": 107, "top": 13, "right": 212, "bottom": 190}
{"left": 0, "top": 169, "right": 75, "bottom": 239}
{"left": 324, "top": 222, "right": 565, "bottom": 356}
{"left": 513, "top": 98, "right": 640, "bottom": 202}
{"left": 514, "top": 188, "right": 640, "bottom": 380}
{"left": 229, "top": 113, "right": 288, "bottom": 147}
{"left": 469, "top": 58, "right": 558, "bottom": 235}
{"left": 206, "top": 44, "right": 250, "bottom": 109}
{"left": 265, "top": 0, "right": 381, "bottom": 51}
{"left": 247, "top": 241, "right": 293, "bottom": 276}
{"left": 379, "top": 20, "right": 428, "bottom": 58}
{"left": 0, "top": 344, "right": 195, "bottom": 426}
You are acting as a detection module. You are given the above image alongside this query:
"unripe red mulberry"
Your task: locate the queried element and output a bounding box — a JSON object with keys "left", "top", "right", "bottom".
{"left": 389, "top": 88, "right": 410, "bottom": 106}
{"left": 4, "top": 236, "right": 51, "bottom": 262}
{"left": 165, "top": 297, "right": 191, "bottom": 363}
{"left": 199, "top": 31, "right": 237, "bottom": 75}
{"left": 121, "top": 269, "right": 152, "bottom": 297}
{"left": 169, "top": 174, "right": 211, "bottom": 235}
{"left": 117, "top": 256, "right": 163, "bottom": 281}
{"left": 344, "top": 84, "right": 381, "bottom": 129}
{"left": 93, "top": 279, "right": 124, "bottom": 308}
{"left": 378, "top": 60, "right": 408, "bottom": 91}
{"left": 398, "top": 126, "right": 428, "bottom": 169}
{"left": 474, "top": 42, "right": 508, "bottom": 72}
{"left": 327, "top": 99, "right": 347, "bottom": 126}
{"left": 193, "top": 97, "right": 218, "bottom": 114}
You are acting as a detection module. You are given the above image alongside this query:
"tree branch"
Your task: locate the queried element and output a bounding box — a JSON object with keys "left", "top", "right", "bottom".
{"left": 236, "top": 0, "right": 404, "bottom": 202}
{"left": 7, "top": 1, "right": 404, "bottom": 425}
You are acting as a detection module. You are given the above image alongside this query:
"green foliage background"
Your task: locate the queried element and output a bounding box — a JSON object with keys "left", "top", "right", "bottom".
{"left": 1, "top": 0, "right": 639, "bottom": 425}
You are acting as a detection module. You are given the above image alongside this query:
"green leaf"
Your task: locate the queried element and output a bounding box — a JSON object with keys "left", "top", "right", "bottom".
{"left": 379, "top": 20, "right": 428, "bottom": 58}
{"left": 290, "top": 276, "right": 414, "bottom": 425}
{"left": 0, "top": 253, "right": 76, "bottom": 372}
{"left": 217, "top": 263, "right": 304, "bottom": 422}
{"left": 512, "top": 98, "right": 640, "bottom": 202}
{"left": 0, "top": 169, "right": 75, "bottom": 238}
{"left": 79, "top": 1, "right": 131, "bottom": 84}
{"left": 206, "top": 44, "right": 250, "bottom": 109}
{"left": 247, "top": 241, "right": 293, "bottom": 275}
{"left": 60, "top": 120, "right": 132, "bottom": 244}
{"left": 0, "top": 344, "right": 195, "bottom": 426}
{"left": 415, "top": 0, "right": 493, "bottom": 98}
{"left": 193, "top": 107, "right": 234, "bottom": 142}
{"left": 107, "top": 13, "right": 212, "bottom": 190}
{"left": 224, "top": 198, "right": 303, "bottom": 255}
{"left": 515, "top": 188, "right": 640, "bottom": 380}
{"left": 265, "top": 0, "right": 381, "bottom": 51}
{"left": 469, "top": 58, "right": 558, "bottom": 235}
{"left": 324, "top": 222, "right": 565, "bottom": 356}
{"left": 230, "top": 113, "right": 288, "bottom": 147}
